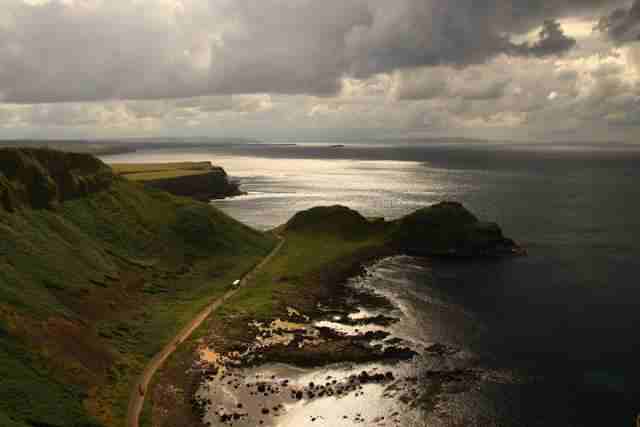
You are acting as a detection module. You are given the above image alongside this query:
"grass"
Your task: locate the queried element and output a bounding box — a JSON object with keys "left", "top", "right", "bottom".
{"left": 212, "top": 207, "right": 390, "bottom": 323}
{"left": 0, "top": 151, "right": 275, "bottom": 427}
{"left": 92, "top": 253, "right": 265, "bottom": 426}
{"left": 144, "top": 206, "right": 391, "bottom": 426}
{"left": 0, "top": 319, "right": 101, "bottom": 427}
{"left": 110, "top": 162, "right": 214, "bottom": 182}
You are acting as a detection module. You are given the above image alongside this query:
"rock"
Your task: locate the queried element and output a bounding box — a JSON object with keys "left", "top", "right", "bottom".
{"left": 426, "top": 342, "right": 459, "bottom": 356}
{"left": 390, "top": 201, "right": 523, "bottom": 257}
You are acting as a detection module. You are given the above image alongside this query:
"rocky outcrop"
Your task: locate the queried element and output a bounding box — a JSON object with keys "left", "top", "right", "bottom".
{"left": 285, "top": 202, "right": 524, "bottom": 258}
{"left": 142, "top": 166, "right": 244, "bottom": 202}
{"left": 390, "top": 201, "right": 524, "bottom": 257}
{"left": 0, "top": 147, "right": 115, "bottom": 212}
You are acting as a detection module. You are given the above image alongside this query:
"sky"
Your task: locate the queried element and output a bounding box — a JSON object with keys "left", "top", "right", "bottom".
{"left": 2, "top": 0, "right": 640, "bottom": 142}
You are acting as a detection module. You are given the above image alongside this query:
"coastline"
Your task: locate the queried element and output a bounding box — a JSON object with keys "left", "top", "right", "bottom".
{"left": 148, "top": 213, "right": 522, "bottom": 427}
{"left": 148, "top": 244, "right": 412, "bottom": 426}
{"left": 4, "top": 145, "right": 638, "bottom": 427}
{"left": 126, "top": 238, "right": 286, "bottom": 427}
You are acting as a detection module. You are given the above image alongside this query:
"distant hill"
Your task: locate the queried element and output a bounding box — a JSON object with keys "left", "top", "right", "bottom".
{"left": 0, "top": 148, "right": 274, "bottom": 427}
{"left": 0, "top": 137, "right": 263, "bottom": 156}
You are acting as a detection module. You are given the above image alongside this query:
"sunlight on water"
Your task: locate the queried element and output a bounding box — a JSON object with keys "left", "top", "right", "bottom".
{"left": 103, "top": 148, "right": 452, "bottom": 229}
{"left": 213, "top": 156, "right": 452, "bottom": 229}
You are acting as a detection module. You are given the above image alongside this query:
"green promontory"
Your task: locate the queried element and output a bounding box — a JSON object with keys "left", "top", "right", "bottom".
{"left": 110, "top": 162, "right": 244, "bottom": 201}
{"left": 284, "top": 201, "right": 521, "bottom": 258}
{"left": 0, "top": 148, "right": 274, "bottom": 427}
{"left": 390, "top": 201, "right": 520, "bottom": 257}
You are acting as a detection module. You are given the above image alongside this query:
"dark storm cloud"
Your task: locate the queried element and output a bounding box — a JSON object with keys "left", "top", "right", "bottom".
{"left": 0, "top": 0, "right": 628, "bottom": 104}
{"left": 597, "top": 0, "right": 640, "bottom": 43}
{"left": 517, "top": 20, "right": 577, "bottom": 57}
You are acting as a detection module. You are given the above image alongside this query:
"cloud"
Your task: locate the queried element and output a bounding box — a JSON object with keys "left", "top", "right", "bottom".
{"left": 0, "top": 0, "right": 622, "bottom": 104}
{"left": 597, "top": 0, "right": 640, "bottom": 43}
{"left": 392, "top": 66, "right": 510, "bottom": 101}
{"left": 392, "top": 69, "right": 449, "bottom": 101}
{"left": 518, "top": 20, "right": 577, "bottom": 57}
{"left": 3, "top": 0, "right": 640, "bottom": 143}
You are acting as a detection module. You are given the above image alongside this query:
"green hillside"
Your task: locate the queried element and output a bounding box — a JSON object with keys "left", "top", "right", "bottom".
{"left": 0, "top": 148, "right": 275, "bottom": 427}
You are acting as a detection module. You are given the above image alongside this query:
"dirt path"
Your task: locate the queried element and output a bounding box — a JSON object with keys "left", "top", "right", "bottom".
{"left": 126, "top": 237, "right": 285, "bottom": 427}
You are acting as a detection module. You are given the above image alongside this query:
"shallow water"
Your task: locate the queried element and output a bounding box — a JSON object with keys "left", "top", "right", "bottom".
{"left": 197, "top": 361, "right": 424, "bottom": 427}
{"left": 103, "top": 142, "right": 640, "bottom": 425}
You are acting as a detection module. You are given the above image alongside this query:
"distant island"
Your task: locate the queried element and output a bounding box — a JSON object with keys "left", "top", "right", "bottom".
{"left": 0, "top": 147, "right": 522, "bottom": 427}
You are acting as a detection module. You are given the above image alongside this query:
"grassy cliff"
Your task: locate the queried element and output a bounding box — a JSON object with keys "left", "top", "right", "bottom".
{"left": 0, "top": 148, "right": 114, "bottom": 211}
{"left": 110, "top": 162, "right": 244, "bottom": 201}
{"left": 0, "top": 148, "right": 275, "bottom": 427}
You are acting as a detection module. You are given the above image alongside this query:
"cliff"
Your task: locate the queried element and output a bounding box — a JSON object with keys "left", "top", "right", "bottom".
{"left": 143, "top": 165, "right": 244, "bottom": 201}
{"left": 0, "top": 147, "right": 114, "bottom": 211}
{"left": 111, "top": 161, "right": 244, "bottom": 201}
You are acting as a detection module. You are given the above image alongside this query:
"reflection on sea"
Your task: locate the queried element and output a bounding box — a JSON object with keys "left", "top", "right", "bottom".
{"left": 194, "top": 257, "right": 519, "bottom": 427}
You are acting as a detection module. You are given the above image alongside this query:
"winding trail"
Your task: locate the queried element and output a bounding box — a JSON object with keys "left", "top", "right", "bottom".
{"left": 126, "top": 237, "right": 285, "bottom": 427}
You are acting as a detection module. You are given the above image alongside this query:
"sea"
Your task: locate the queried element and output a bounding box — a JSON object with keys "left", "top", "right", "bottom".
{"left": 102, "top": 142, "right": 640, "bottom": 426}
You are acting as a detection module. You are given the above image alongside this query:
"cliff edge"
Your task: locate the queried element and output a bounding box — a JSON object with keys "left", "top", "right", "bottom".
{"left": 0, "top": 147, "right": 115, "bottom": 212}
{"left": 111, "top": 161, "right": 244, "bottom": 201}
{"left": 144, "top": 166, "right": 244, "bottom": 201}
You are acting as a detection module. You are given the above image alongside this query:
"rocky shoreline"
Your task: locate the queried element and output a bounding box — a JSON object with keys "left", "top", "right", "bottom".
{"left": 149, "top": 203, "right": 525, "bottom": 426}
{"left": 190, "top": 276, "right": 419, "bottom": 426}
{"left": 149, "top": 246, "right": 411, "bottom": 426}
{"left": 150, "top": 255, "right": 520, "bottom": 427}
